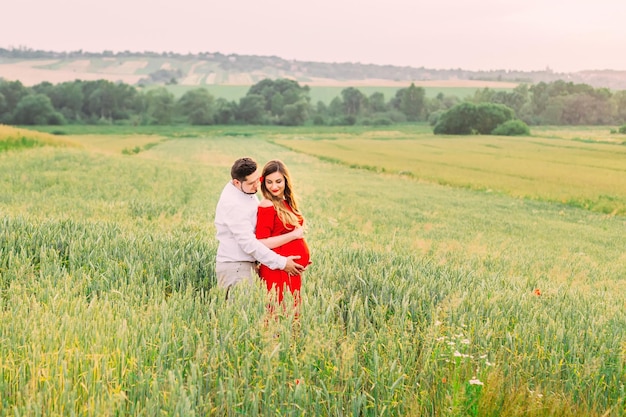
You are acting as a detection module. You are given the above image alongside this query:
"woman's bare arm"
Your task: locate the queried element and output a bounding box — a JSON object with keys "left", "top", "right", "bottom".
{"left": 258, "top": 227, "right": 303, "bottom": 249}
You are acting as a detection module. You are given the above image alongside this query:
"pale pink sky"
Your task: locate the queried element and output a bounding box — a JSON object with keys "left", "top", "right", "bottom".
{"left": 2, "top": 0, "right": 625, "bottom": 72}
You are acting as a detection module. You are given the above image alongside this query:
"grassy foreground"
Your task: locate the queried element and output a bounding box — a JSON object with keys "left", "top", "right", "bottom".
{"left": 1, "top": 126, "right": 625, "bottom": 416}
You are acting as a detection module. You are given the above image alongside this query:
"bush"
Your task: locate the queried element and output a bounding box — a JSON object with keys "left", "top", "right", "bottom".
{"left": 491, "top": 119, "right": 530, "bottom": 136}
{"left": 48, "top": 112, "right": 67, "bottom": 126}
{"left": 358, "top": 117, "right": 393, "bottom": 126}
{"left": 382, "top": 110, "right": 407, "bottom": 123}
{"left": 372, "top": 117, "right": 393, "bottom": 126}
{"left": 328, "top": 115, "right": 356, "bottom": 126}
{"left": 312, "top": 115, "right": 326, "bottom": 126}
{"left": 13, "top": 94, "right": 66, "bottom": 125}
{"left": 433, "top": 102, "right": 515, "bottom": 135}
{"left": 433, "top": 102, "right": 477, "bottom": 134}
{"left": 474, "top": 103, "right": 515, "bottom": 134}
{"left": 619, "top": 124, "right": 626, "bottom": 134}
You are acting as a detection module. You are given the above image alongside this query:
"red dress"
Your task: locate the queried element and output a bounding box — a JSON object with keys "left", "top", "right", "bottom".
{"left": 256, "top": 200, "right": 310, "bottom": 304}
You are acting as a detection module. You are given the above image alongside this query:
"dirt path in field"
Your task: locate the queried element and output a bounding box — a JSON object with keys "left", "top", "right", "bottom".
{"left": 180, "top": 62, "right": 205, "bottom": 85}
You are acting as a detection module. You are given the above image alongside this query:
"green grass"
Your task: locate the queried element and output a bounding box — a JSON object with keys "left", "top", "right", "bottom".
{"left": 0, "top": 135, "right": 43, "bottom": 151}
{"left": 0, "top": 126, "right": 625, "bottom": 416}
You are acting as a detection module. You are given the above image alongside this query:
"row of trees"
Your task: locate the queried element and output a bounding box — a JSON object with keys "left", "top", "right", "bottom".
{"left": 469, "top": 81, "right": 626, "bottom": 126}
{"left": 0, "top": 78, "right": 431, "bottom": 126}
{"left": 1, "top": 77, "right": 626, "bottom": 128}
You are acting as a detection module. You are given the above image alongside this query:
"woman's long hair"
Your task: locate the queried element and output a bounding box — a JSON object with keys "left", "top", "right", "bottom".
{"left": 260, "top": 160, "right": 302, "bottom": 228}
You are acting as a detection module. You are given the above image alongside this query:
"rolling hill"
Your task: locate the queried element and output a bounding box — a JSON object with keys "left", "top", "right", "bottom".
{"left": 1, "top": 48, "right": 626, "bottom": 90}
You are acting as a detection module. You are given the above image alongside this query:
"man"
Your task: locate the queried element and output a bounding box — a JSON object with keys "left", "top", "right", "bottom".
{"left": 214, "top": 157, "right": 305, "bottom": 293}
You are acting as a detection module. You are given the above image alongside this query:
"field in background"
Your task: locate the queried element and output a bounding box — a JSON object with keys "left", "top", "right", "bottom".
{"left": 270, "top": 125, "right": 626, "bottom": 215}
{"left": 1, "top": 125, "right": 625, "bottom": 416}
{"left": 0, "top": 56, "right": 517, "bottom": 93}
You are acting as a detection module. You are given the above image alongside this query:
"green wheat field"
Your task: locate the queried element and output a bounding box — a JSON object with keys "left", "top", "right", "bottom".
{"left": 1, "top": 124, "right": 625, "bottom": 416}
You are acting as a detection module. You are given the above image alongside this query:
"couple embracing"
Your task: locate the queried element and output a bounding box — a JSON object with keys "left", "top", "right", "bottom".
{"left": 214, "top": 157, "right": 310, "bottom": 305}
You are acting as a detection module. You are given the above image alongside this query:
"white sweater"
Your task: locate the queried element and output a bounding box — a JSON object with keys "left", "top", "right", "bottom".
{"left": 214, "top": 181, "right": 286, "bottom": 270}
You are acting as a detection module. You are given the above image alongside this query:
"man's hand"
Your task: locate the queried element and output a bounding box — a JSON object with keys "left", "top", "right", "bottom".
{"left": 283, "top": 256, "right": 305, "bottom": 275}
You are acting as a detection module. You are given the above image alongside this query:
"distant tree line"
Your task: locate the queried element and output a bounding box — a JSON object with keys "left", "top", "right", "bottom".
{"left": 1, "top": 77, "right": 626, "bottom": 131}
{"left": 0, "top": 78, "right": 433, "bottom": 127}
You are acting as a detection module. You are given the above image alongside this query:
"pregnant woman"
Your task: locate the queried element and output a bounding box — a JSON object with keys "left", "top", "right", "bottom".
{"left": 256, "top": 160, "right": 310, "bottom": 307}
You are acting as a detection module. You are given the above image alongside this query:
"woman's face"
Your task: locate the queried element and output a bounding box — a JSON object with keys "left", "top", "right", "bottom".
{"left": 264, "top": 171, "right": 286, "bottom": 199}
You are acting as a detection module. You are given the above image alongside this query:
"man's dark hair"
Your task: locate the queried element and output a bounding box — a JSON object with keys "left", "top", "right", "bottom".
{"left": 231, "top": 157, "right": 257, "bottom": 181}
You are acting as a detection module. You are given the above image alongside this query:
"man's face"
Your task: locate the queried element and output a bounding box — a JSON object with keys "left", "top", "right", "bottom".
{"left": 234, "top": 170, "right": 261, "bottom": 195}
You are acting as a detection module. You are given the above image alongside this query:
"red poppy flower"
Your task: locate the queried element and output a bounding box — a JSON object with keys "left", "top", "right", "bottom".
{"left": 533, "top": 288, "right": 541, "bottom": 296}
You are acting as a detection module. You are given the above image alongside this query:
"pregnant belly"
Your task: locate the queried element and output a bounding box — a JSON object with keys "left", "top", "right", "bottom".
{"left": 276, "top": 239, "right": 310, "bottom": 267}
